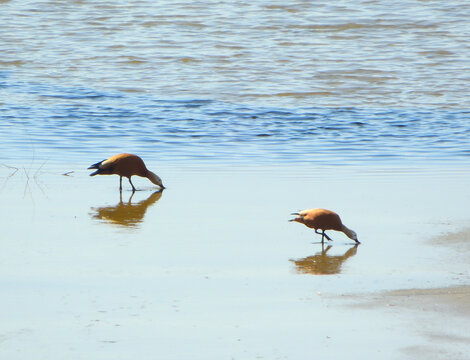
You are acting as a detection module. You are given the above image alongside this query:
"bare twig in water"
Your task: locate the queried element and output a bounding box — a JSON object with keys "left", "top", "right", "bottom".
{"left": 62, "top": 171, "right": 74, "bottom": 176}
{"left": 1, "top": 157, "right": 51, "bottom": 198}
{"left": 33, "top": 159, "right": 48, "bottom": 180}
{"left": 1, "top": 163, "right": 19, "bottom": 177}
{"left": 31, "top": 160, "right": 48, "bottom": 196}
{"left": 23, "top": 167, "right": 32, "bottom": 199}
{"left": 1, "top": 164, "right": 19, "bottom": 191}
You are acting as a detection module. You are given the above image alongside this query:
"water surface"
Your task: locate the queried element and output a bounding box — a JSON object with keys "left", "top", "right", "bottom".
{"left": 1, "top": 0, "right": 470, "bottom": 358}
{"left": 1, "top": 164, "right": 470, "bottom": 359}
{"left": 2, "top": 0, "right": 470, "bottom": 108}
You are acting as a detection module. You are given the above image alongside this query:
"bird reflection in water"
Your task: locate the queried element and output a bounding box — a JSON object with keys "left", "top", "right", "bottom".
{"left": 90, "top": 190, "right": 163, "bottom": 227}
{"left": 290, "top": 244, "right": 359, "bottom": 275}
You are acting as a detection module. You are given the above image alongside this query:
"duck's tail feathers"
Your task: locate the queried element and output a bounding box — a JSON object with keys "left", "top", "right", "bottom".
{"left": 87, "top": 160, "right": 106, "bottom": 170}
{"left": 289, "top": 212, "right": 302, "bottom": 222}
{"left": 88, "top": 159, "right": 108, "bottom": 176}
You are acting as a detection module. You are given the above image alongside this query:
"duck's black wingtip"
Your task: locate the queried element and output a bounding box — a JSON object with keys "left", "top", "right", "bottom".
{"left": 87, "top": 159, "right": 106, "bottom": 170}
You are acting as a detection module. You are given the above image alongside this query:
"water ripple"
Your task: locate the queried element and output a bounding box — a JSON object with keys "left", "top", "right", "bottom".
{"left": 1, "top": 79, "right": 469, "bottom": 166}
{"left": 1, "top": 1, "right": 470, "bottom": 108}
{"left": 1, "top": 0, "right": 470, "bottom": 165}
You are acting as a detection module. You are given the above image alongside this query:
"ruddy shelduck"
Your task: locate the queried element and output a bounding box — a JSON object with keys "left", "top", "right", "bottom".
{"left": 290, "top": 208, "right": 359, "bottom": 244}
{"left": 88, "top": 153, "right": 165, "bottom": 191}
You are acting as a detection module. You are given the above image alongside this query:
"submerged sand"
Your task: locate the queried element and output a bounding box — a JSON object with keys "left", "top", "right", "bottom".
{"left": 341, "top": 228, "right": 470, "bottom": 360}
{"left": 345, "top": 285, "right": 470, "bottom": 360}
{"left": 1, "top": 162, "right": 469, "bottom": 359}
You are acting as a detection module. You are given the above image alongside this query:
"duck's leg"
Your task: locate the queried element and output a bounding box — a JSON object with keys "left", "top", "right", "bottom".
{"left": 128, "top": 177, "right": 136, "bottom": 192}
{"left": 322, "top": 231, "right": 333, "bottom": 241}
{"left": 119, "top": 176, "right": 123, "bottom": 191}
{"left": 315, "top": 229, "right": 325, "bottom": 243}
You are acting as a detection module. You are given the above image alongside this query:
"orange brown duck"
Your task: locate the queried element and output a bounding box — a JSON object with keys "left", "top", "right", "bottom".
{"left": 88, "top": 153, "right": 165, "bottom": 192}
{"left": 290, "top": 208, "right": 359, "bottom": 244}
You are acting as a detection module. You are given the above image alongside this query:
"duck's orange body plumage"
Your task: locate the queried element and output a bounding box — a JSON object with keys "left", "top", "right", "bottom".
{"left": 290, "top": 208, "right": 359, "bottom": 244}
{"left": 88, "top": 153, "right": 165, "bottom": 191}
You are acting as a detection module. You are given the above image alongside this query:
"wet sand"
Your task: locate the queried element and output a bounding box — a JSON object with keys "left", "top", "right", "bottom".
{"left": 342, "top": 284, "right": 470, "bottom": 360}
{"left": 1, "top": 161, "right": 469, "bottom": 359}
{"left": 340, "top": 228, "right": 470, "bottom": 360}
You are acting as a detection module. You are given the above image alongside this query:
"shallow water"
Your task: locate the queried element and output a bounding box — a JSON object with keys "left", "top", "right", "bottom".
{"left": 1, "top": 164, "right": 470, "bottom": 358}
